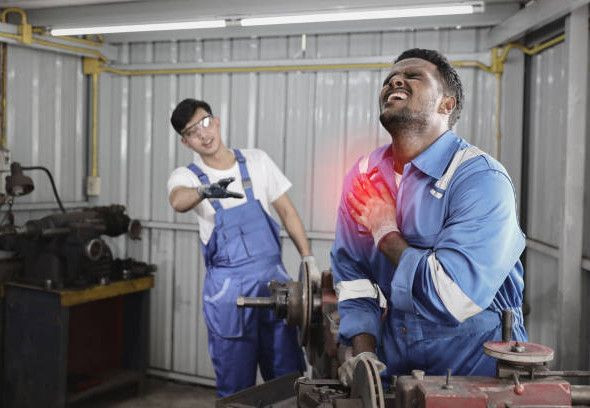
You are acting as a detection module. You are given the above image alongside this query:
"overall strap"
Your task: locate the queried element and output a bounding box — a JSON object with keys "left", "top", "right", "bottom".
{"left": 187, "top": 163, "right": 222, "bottom": 212}
{"left": 430, "top": 145, "right": 485, "bottom": 199}
{"left": 233, "top": 149, "right": 255, "bottom": 201}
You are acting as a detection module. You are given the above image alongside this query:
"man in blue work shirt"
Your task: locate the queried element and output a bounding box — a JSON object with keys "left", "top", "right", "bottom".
{"left": 331, "top": 48, "right": 528, "bottom": 385}
{"left": 168, "top": 99, "right": 313, "bottom": 396}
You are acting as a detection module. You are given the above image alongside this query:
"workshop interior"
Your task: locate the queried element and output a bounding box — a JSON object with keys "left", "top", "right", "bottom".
{"left": 0, "top": 0, "right": 588, "bottom": 407}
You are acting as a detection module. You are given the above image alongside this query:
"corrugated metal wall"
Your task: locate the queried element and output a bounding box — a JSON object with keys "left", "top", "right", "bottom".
{"left": 94, "top": 28, "right": 519, "bottom": 383}
{"left": 524, "top": 40, "right": 566, "bottom": 365}
{"left": 4, "top": 44, "right": 87, "bottom": 226}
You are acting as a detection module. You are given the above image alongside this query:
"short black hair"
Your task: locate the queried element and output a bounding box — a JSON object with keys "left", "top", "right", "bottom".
{"left": 170, "top": 99, "right": 213, "bottom": 135}
{"left": 394, "top": 48, "right": 463, "bottom": 128}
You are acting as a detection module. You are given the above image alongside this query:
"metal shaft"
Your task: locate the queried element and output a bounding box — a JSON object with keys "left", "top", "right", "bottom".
{"left": 502, "top": 309, "right": 513, "bottom": 342}
{"left": 236, "top": 296, "right": 275, "bottom": 308}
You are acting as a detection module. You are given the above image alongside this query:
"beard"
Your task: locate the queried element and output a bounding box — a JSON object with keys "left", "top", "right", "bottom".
{"left": 379, "top": 106, "right": 429, "bottom": 133}
{"left": 379, "top": 95, "right": 437, "bottom": 133}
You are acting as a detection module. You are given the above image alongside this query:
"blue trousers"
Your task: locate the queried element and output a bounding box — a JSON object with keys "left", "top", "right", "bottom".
{"left": 207, "top": 308, "right": 305, "bottom": 397}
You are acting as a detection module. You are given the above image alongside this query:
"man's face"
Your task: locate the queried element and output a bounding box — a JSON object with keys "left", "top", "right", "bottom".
{"left": 180, "top": 108, "right": 222, "bottom": 156}
{"left": 379, "top": 58, "right": 446, "bottom": 131}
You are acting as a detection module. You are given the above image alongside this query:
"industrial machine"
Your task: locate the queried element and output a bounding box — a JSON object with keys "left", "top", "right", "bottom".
{"left": 0, "top": 204, "right": 154, "bottom": 288}
{"left": 227, "top": 262, "right": 590, "bottom": 408}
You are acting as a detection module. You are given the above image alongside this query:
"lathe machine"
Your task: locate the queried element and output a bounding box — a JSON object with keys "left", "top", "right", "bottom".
{"left": 223, "top": 261, "right": 590, "bottom": 408}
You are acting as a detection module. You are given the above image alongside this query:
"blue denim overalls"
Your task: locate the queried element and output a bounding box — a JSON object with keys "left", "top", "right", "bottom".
{"left": 188, "top": 149, "right": 305, "bottom": 397}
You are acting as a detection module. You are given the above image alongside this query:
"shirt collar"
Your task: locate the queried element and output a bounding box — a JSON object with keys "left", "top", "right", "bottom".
{"left": 408, "top": 130, "right": 461, "bottom": 180}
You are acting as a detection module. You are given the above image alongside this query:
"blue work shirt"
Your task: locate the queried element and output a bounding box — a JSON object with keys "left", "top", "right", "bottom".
{"left": 331, "top": 130, "right": 526, "bottom": 348}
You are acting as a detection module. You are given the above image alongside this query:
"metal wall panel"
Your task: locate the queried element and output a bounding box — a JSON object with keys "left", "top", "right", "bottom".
{"left": 525, "top": 248, "right": 560, "bottom": 365}
{"left": 523, "top": 39, "right": 574, "bottom": 370}
{"left": 583, "top": 30, "right": 590, "bottom": 259}
{"left": 526, "top": 42, "right": 566, "bottom": 247}
{"left": 586, "top": 30, "right": 590, "bottom": 371}
{"left": 6, "top": 44, "right": 86, "bottom": 205}
{"left": 95, "top": 28, "right": 515, "bottom": 384}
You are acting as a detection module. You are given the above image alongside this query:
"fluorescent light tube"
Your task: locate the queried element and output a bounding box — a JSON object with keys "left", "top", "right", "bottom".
{"left": 50, "top": 20, "right": 226, "bottom": 36}
{"left": 241, "top": 3, "right": 482, "bottom": 26}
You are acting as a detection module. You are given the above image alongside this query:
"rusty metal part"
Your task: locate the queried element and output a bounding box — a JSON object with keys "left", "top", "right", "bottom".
{"left": 350, "top": 357, "right": 385, "bottom": 408}
{"left": 483, "top": 341, "right": 554, "bottom": 364}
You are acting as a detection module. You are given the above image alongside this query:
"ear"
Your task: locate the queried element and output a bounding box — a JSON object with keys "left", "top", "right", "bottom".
{"left": 180, "top": 136, "right": 189, "bottom": 147}
{"left": 438, "top": 95, "right": 456, "bottom": 115}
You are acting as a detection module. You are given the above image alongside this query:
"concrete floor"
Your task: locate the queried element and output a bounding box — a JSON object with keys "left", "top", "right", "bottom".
{"left": 82, "top": 377, "right": 217, "bottom": 408}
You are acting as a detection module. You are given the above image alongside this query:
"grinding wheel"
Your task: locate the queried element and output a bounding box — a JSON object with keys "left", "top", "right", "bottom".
{"left": 483, "top": 341, "right": 554, "bottom": 365}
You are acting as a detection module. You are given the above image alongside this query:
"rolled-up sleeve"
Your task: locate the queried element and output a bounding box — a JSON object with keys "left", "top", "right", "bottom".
{"left": 392, "top": 169, "right": 525, "bottom": 325}
{"left": 331, "top": 168, "right": 382, "bottom": 345}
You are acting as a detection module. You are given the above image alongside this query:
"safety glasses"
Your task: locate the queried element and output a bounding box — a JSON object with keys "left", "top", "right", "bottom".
{"left": 182, "top": 115, "right": 213, "bottom": 139}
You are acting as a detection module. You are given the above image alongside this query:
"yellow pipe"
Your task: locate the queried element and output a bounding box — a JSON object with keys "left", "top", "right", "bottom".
{"left": 452, "top": 60, "right": 494, "bottom": 73}
{"left": 500, "top": 34, "right": 565, "bottom": 61}
{"left": 33, "top": 37, "right": 107, "bottom": 61}
{"left": 32, "top": 27, "right": 103, "bottom": 48}
{"left": 0, "top": 32, "right": 19, "bottom": 42}
{"left": 0, "top": 7, "right": 28, "bottom": 24}
{"left": 0, "top": 7, "right": 32, "bottom": 44}
{"left": 103, "top": 62, "right": 392, "bottom": 76}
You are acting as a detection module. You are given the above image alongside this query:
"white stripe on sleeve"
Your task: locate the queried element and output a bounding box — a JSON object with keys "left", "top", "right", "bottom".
{"left": 427, "top": 253, "right": 482, "bottom": 322}
{"left": 336, "top": 279, "right": 387, "bottom": 309}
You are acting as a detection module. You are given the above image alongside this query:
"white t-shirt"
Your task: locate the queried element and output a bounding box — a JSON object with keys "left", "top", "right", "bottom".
{"left": 394, "top": 171, "right": 402, "bottom": 188}
{"left": 167, "top": 149, "right": 291, "bottom": 244}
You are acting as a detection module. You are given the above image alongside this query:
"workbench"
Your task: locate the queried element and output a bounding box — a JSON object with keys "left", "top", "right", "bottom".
{"left": 2, "top": 276, "right": 153, "bottom": 408}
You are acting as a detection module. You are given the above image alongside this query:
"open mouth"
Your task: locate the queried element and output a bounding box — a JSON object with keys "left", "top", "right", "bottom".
{"left": 387, "top": 90, "right": 409, "bottom": 102}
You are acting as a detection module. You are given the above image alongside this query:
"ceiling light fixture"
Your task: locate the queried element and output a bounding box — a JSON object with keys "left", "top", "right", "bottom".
{"left": 241, "top": 2, "right": 483, "bottom": 26}
{"left": 50, "top": 20, "right": 226, "bottom": 36}
{"left": 49, "top": 2, "right": 483, "bottom": 36}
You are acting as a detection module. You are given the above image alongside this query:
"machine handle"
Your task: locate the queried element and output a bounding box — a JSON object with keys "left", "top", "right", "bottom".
{"left": 502, "top": 309, "right": 513, "bottom": 342}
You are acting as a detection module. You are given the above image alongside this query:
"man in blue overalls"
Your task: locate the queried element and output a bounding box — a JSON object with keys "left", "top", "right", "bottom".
{"left": 167, "top": 99, "right": 312, "bottom": 396}
{"left": 331, "top": 49, "right": 528, "bottom": 386}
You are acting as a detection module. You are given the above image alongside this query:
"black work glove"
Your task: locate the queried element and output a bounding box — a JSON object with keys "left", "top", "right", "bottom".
{"left": 196, "top": 177, "right": 244, "bottom": 199}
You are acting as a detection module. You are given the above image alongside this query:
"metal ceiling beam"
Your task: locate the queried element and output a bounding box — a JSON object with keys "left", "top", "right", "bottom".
{"left": 486, "top": 0, "right": 590, "bottom": 47}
